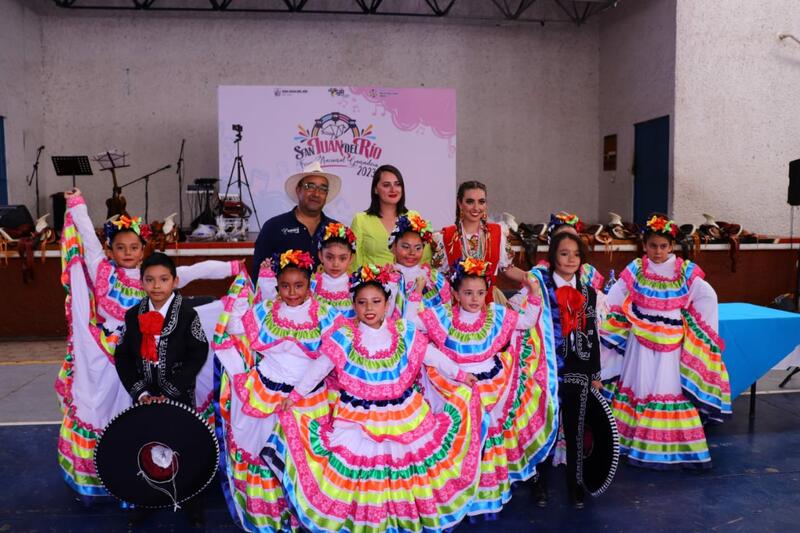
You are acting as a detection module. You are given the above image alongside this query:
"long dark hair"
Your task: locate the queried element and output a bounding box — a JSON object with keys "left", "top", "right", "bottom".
{"left": 548, "top": 232, "right": 589, "bottom": 274}
{"left": 454, "top": 180, "right": 488, "bottom": 226}
{"left": 365, "top": 165, "right": 408, "bottom": 217}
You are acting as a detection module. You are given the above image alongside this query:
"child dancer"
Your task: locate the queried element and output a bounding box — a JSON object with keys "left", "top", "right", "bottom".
{"left": 114, "top": 252, "right": 211, "bottom": 526}
{"left": 542, "top": 212, "right": 605, "bottom": 291}
{"left": 256, "top": 222, "right": 358, "bottom": 318}
{"left": 389, "top": 211, "right": 450, "bottom": 318}
{"left": 57, "top": 188, "right": 239, "bottom": 502}
{"left": 528, "top": 232, "right": 611, "bottom": 509}
{"left": 265, "top": 264, "right": 486, "bottom": 532}
{"left": 415, "top": 257, "right": 558, "bottom": 518}
{"left": 213, "top": 249, "right": 337, "bottom": 532}
{"left": 600, "top": 214, "right": 731, "bottom": 469}
{"left": 115, "top": 252, "right": 210, "bottom": 405}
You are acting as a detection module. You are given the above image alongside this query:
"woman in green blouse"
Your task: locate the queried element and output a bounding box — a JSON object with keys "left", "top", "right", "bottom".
{"left": 350, "top": 164, "right": 432, "bottom": 269}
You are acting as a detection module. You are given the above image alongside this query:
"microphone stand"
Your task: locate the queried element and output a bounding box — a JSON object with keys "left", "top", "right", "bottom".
{"left": 176, "top": 139, "right": 185, "bottom": 231}
{"left": 120, "top": 164, "right": 172, "bottom": 222}
{"left": 26, "top": 146, "right": 45, "bottom": 218}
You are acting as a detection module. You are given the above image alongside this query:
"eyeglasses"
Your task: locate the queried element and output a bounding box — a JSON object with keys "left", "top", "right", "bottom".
{"left": 301, "top": 183, "right": 329, "bottom": 194}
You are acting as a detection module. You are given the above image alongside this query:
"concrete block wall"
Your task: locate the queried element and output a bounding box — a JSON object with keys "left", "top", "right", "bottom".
{"left": 2, "top": 1, "right": 600, "bottom": 228}
{"left": 673, "top": 0, "right": 800, "bottom": 234}
{"left": 0, "top": 0, "right": 44, "bottom": 214}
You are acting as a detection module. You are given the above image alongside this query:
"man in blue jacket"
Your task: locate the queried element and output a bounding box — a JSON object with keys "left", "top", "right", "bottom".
{"left": 251, "top": 161, "right": 341, "bottom": 279}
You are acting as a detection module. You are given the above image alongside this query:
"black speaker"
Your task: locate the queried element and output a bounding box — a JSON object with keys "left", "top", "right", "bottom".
{"left": 0, "top": 205, "right": 34, "bottom": 229}
{"left": 790, "top": 158, "right": 800, "bottom": 206}
{"left": 51, "top": 192, "right": 67, "bottom": 232}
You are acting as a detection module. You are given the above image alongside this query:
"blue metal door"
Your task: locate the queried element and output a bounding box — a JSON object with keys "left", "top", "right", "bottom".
{"left": 633, "top": 115, "right": 670, "bottom": 225}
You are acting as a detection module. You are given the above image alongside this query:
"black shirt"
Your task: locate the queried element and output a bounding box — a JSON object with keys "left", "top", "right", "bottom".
{"left": 251, "top": 207, "right": 337, "bottom": 279}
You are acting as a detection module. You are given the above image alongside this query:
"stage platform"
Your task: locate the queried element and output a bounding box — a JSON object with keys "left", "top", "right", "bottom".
{"left": 1, "top": 240, "right": 797, "bottom": 339}
{"left": 1, "top": 391, "right": 798, "bottom": 532}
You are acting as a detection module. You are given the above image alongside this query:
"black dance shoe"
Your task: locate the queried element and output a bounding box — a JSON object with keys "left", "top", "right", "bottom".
{"left": 571, "top": 485, "right": 585, "bottom": 510}
{"left": 532, "top": 473, "right": 548, "bottom": 508}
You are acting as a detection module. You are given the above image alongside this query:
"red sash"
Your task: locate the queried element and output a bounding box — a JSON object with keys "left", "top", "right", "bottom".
{"left": 441, "top": 223, "right": 502, "bottom": 303}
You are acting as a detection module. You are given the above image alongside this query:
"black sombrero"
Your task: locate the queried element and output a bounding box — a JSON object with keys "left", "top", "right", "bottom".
{"left": 581, "top": 387, "right": 620, "bottom": 497}
{"left": 94, "top": 400, "right": 219, "bottom": 509}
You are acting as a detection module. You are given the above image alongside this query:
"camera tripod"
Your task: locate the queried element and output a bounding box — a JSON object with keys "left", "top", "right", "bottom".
{"left": 220, "top": 126, "right": 260, "bottom": 228}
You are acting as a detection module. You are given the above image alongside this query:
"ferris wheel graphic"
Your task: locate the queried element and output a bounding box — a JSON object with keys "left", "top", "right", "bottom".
{"left": 311, "top": 112, "right": 361, "bottom": 140}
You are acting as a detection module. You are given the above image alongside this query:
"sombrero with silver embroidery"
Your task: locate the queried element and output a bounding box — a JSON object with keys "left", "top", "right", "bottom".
{"left": 94, "top": 400, "right": 219, "bottom": 509}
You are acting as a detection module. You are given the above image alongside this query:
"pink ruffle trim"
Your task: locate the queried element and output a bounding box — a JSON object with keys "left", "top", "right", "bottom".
{"left": 619, "top": 258, "right": 705, "bottom": 311}
{"left": 275, "top": 382, "right": 484, "bottom": 522}
{"left": 66, "top": 194, "right": 86, "bottom": 208}
{"left": 616, "top": 420, "right": 706, "bottom": 443}
{"left": 313, "top": 272, "right": 350, "bottom": 301}
{"left": 421, "top": 306, "right": 518, "bottom": 364}
{"left": 684, "top": 304, "right": 725, "bottom": 351}
{"left": 95, "top": 260, "right": 142, "bottom": 321}
{"left": 633, "top": 334, "right": 682, "bottom": 352}
{"left": 321, "top": 320, "right": 428, "bottom": 400}
{"left": 232, "top": 372, "right": 279, "bottom": 419}
{"left": 241, "top": 307, "right": 321, "bottom": 359}
{"left": 614, "top": 385, "right": 687, "bottom": 406}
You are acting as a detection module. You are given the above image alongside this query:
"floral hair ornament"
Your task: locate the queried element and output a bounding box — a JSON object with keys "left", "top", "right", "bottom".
{"left": 546, "top": 211, "right": 584, "bottom": 238}
{"left": 349, "top": 263, "right": 398, "bottom": 293}
{"left": 103, "top": 215, "right": 152, "bottom": 246}
{"left": 320, "top": 222, "right": 357, "bottom": 252}
{"left": 448, "top": 257, "right": 491, "bottom": 287}
{"left": 644, "top": 214, "right": 679, "bottom": 238}
{"left": 387, "top": 211, "right": 434, "bottom": 247}
{"left": 271, "top": 249, "right": 314, "bottom": 276}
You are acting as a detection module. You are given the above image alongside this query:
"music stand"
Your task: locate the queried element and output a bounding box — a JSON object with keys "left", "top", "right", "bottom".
{"left": 52, "top": 156, "right": 93, "bottom": 188}
{"left": 119, "top": 164, "right": 172, "bottom": 222}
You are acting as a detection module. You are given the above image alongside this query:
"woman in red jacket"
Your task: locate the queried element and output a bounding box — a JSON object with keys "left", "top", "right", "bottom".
{"left": 432, "top": 180, "right": 531, "bottom": 302}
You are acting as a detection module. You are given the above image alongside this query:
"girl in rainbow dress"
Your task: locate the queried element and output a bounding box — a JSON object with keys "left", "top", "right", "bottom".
{"left": 389, "top": 211, "right": 451, "bottom": 319}
{"left": 213, "top": 250, "right": 338, "bottom": 531}
{"left": 413, "top": 257, "right": 559, "bottom": 518}
{"left": 266, "top": 264, "right": 486, "bottom": 532}
{"left": 256, "top": 222, "right": 359, "bottom": 318}
{"left": 57, "top": 188, "right": 240, "bottom": 502}
{"left": 600, "top": 214, "right": 731, "bottom": 469}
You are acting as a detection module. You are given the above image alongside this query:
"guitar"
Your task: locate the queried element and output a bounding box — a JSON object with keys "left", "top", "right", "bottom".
{"left": 105, "top": 167, "right": 129, "bottom": 219}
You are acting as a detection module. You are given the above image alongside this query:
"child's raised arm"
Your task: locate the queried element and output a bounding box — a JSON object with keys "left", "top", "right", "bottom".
{"left": 64, "top": 188, "right": 106, "bottom": 280}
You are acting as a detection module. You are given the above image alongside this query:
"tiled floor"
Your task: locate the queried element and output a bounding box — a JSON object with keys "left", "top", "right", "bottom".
{"left": 2, "top": 340, "right": 800, "bottom": 531}
{"left": 1, "top": 393, "right": 798, "bottom": 532}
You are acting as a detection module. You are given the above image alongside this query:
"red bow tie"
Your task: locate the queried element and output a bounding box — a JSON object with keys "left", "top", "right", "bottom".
{"left": 138, "top": 311, "right": 164, "bottom": 363}
{"left": 555, "top": 286, "right": 586, "bottom": 335}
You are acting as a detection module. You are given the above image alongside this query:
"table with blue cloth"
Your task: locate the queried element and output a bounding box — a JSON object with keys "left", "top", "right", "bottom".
{"left": 719, "top": 303, "right": 800, "bottom": 418}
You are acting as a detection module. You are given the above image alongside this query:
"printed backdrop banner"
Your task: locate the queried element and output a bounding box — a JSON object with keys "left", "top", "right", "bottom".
{"left": 218, "top": 86, "right": 456, "bottom": 231}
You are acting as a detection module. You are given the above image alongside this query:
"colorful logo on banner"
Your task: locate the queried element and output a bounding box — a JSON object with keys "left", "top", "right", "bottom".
{"left": 293, "top": 112, "right": 383, "bottom": 177}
